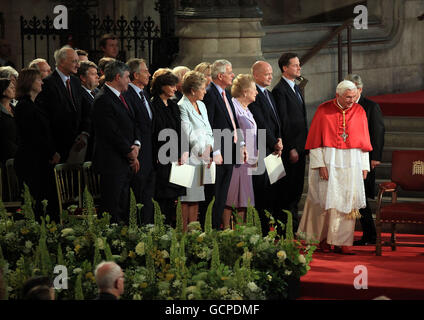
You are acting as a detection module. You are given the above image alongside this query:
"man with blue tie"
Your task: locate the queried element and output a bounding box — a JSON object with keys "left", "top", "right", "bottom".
{"left": 249, "top": 61, "right": 283, "bottom": 235}
{"left": 124, "top": 58, "right": 156, "bottom": 224}
{"left": 272, "top": 53, "right": 308, "bottom": 235}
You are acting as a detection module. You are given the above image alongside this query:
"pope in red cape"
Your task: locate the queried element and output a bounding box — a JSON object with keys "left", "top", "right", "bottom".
{"left": 297, "top": 80, "right": 372, "bottom": 255}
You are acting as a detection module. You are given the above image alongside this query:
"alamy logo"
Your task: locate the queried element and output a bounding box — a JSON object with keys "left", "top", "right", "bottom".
{"left": 53, "top": 5, "right": 68, "bottom": 30}
{"left": 354, "top": 5, "right": 368, "bottom": 30}
{"left": 353, "top": 265, "right": 368, "bottom": 290}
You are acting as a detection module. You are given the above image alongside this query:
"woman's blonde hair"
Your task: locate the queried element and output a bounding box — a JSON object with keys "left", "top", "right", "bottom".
{"left": 182, "top": 71, "right": 206, "bottom": 95}
{"left": 231, "top": 74, "right": 254, "bottom": 98}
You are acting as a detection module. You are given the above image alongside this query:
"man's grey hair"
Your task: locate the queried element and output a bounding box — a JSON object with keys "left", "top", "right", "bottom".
{"left": 54, "top": 45, "right": 74, "bottom": 66}
{"left": 211, "top": 59, "right": 232, "bottom": 80}
{"left": 28, "top": 58, "right": 48, "bottom": 71}
{"left": 0, "top": 66, "right": 19, "bottom": 79}
{"left": 336, "top": 80, "right": 357, "bottom": 96}
{"left": 94, "top": 261, "right": 122, "bottom": 291}
{"left": 77, "top": 61, "right": 98, "bottom": 78}
{"left": 126, "top": 58, "right": 146, "bottom": 81}
{"left": 104, "top": 60, "right": 130, "bottom": 82}
{"left": 172, "top": 66, "right": 190, "bottom": 80}
{"left": 344, "top": 74, "right": 363, "bottom": 89}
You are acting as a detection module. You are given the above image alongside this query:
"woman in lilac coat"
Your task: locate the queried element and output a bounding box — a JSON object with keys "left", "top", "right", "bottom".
{"left": 223, "top": 74, "right": 258, "bottom": 228}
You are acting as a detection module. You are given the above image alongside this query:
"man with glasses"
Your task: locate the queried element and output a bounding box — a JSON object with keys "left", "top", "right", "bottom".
{"left": 36, "top": 45, "right": 89, "bottom": 163}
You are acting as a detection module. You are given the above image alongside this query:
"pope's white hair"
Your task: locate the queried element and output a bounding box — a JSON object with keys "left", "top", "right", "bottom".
{"left": 336, "top": 80, "right": 357, "bottom": 95}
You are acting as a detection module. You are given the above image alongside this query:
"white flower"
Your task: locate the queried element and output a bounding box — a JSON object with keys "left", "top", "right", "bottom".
{"left": 161, "top": 250, "right": 169, "bottom": 259}
{"left": 61, "top": 228, "right": 74, "bottom": 237}
{"left": 249, "top": 234, "right": 260, "bottom": 245}
{"left": 160, "top": 234, "right": 170, "bottom": 241}
{"left": 135, "top": 242, "right": 145, "bottom": 256}
{"left": 5, "top": 232, "right": 15, "bottom": 241}
{"left": 298, "top": 254, "right": 306, "bottom": 264}
{"left": 25, "top": 241, "right": 33, "bottom": 249}
{"left": 243, "top": 251, "right": 253, "bottom": 261}
{"left": 285, "top": 270, "right": 293, "bottom": 276}
{"left": 247, "top": 282, "right": 259, "bottom": 292}
{"left": 267, "top": 275, "right": 272, "bottom": 281}
{"left": 217, "top": 287, "right": 228, "bottom": 296}
{"left": 277, "top": 250, "right": 287, "bottom": 260}
{"left": 172, "top": 280, "right": 181, "bottom": 288}
{"left": 73, "top": 268, "right": 82, "bottom": 274}
{"left": 97, "top": 238, "right": 104, "bottom": 250}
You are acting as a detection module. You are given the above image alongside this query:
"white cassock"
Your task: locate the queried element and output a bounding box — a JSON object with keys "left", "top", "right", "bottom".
{"left": 297, "top": 147, "right": 370, "bottom": 246}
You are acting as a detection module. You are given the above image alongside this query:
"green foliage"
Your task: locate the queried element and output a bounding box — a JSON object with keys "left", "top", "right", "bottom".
{"left": 284, "top": 210, "right": 294, "bottom": 241}
{"left": 129, "top": 189, "right": 137, "bottom": 233}
{"left": 204, "top": 197, "right": 215, "bottom": 235}
{"left": 176, "top": 199, "right": 183, "bottom": 235}
{"left": 152, "top": 199, "right": 166, "bottom": 239}
{"left": 0, "top": 188, "right": 315, "bottom": 300}
{"left": 253, "top": 208, "right": 262, "bottom": 235}
{"left": 74, "top": 273, "right": 84, "bottom": 300}
{"left": 57, "top": 243, "right": 65, "bottom": 266}
{"left": 21, "top": 184, "right": 35, "bottom": 222}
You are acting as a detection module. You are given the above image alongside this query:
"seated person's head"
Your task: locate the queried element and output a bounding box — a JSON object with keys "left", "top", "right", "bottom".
{"left": 95, "top": 261, "right": 125, "bottom": 298}
{"left": 22, "top": 276, "right": 55, "bottom": 300}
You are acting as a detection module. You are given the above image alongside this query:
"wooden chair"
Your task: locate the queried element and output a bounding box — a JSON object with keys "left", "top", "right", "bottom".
{"left": 54, "top": 163, "right": 83, "bottom": 222}
{"left": 375, "top": 150, "right": 424, "bottom": 256}
{"left": 3, "top": 159, "right": 22, "bottom": 208}
{"left": 82, "top": 161, "right": 101, "bottom": 201}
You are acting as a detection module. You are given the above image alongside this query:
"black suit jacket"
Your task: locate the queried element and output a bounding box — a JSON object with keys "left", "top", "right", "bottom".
{"left": 92, "top": 85, "right": 140, "bottom": 175}
{"left": 248, "top": 85, "right": 281, "bottom": 156}
{"left": 358, "top": 95, "right": 385, "bottom": 198}
{"left": 36, "top": 70, "right": 89, "bottom": 161}
{"left": 203, "top": 82, "right": 242, "bottom": 164}
{"left": 123, "top": 85, "right": 154, "bottom": 173}
{"left": 272, "top": 78, "right": 308, "bottom": 154}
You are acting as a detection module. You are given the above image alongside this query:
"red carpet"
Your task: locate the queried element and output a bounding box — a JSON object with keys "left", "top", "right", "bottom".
{"left": 370, "top": 90, "right": 424, "bottom": 117}
{"left": 299, "top": 232, "right": 424, "bottom": 300}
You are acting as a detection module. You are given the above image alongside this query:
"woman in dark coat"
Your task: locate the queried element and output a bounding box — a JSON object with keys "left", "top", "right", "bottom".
{"left": 150, "top": 70, "right": 187, "bottom": 226}
{"left": 0, "top": 78, "right": 18, "bottom": 164}
{"left": 14, "top": 68, "right": 60, "bottom": 218}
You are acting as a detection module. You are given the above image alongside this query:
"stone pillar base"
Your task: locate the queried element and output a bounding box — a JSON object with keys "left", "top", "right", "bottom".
{"left": 174, "top": 17, "right": 265, "bottom": 74}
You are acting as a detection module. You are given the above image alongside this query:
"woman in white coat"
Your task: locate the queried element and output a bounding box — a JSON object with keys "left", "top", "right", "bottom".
{"left": 178, "top": 71, "right": 214, "bottom": 231}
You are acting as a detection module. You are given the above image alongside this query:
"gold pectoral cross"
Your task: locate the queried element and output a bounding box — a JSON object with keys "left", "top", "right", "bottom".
{"left": 340, "top": 110, "right": 348, "bottom": 142}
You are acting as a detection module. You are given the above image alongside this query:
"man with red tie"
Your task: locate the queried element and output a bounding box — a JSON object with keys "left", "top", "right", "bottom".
{"left": 92, "top": 60, "right": 141, "bottom": 223}
{"left": 36, "top": 46, "right": 90, "bottom": 163}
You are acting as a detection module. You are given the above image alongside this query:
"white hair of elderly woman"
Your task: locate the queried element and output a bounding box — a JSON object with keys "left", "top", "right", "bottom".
{"left": 336, "top": 80, "right": 357, "bottom": 96}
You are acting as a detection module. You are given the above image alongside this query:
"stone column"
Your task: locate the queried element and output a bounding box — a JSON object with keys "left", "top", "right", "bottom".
{"left": 174, "top": 0, "right": 265, "bottom": 74}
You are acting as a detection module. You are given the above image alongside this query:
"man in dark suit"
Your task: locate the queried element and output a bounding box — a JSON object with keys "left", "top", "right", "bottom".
{"left": 94, "top": 261, "right": 124, "bottom": 300}
{"left": 36, "top": 46, "right": 90, "bottom": 163}
{"left": 202, "top": 59, "right": 248, "bottom": 229}
{"left": 92, "top": 60, "right": 141, "bottom": 223}
{"left": 272, "top": 52, "right": 308, "bottom": 233}
{"left": 249, "top": 61, "right": 283, "bottom": 235}
{"left": 124, "top": 58, "right": 156, "bottom": 225}
{"left": 77, "top": 61, "right": 100, "bottom": 161}
{"left": 346, "top": 74, "right": 385, "bottom": 245}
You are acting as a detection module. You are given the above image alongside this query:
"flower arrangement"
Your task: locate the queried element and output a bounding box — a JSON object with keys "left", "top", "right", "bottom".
{"left": 0, "top": 187, "right": 315, "bottom": 300}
